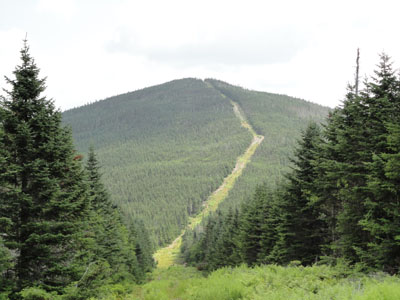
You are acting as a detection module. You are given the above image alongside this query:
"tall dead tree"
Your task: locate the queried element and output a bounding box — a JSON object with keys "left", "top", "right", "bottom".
{"left": 355, "top": 48, "right": 360, "bottom": 96}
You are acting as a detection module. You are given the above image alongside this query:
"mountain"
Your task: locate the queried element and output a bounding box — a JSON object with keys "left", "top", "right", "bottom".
{"left": 205, "top": 79, "right": 329, "bottom": 212}
{"left": 62, "top": 78, "right": 329, "bottom": 246}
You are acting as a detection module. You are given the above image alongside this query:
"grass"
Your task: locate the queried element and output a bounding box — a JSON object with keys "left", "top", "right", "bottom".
{"left": 124, "top": 264, "right": 400, "bottom": 300}
{"left": 153, "top": 93, "right": 264, "bottom": 268}
{"left": 153, "top": 234, "right": 183, "bottom": 269}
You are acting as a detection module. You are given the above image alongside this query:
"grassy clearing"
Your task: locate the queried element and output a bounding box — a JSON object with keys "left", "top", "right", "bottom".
{"left": 122, "top": 264, "right": 400, "bottom": 300}
{"left": 153, "top": 91, "right": 264, "bottom": 268}
{"left": 153, "top": 234, "right": 183, "bottom": 269}
{"left": 187, "top": 134, "right": 263, "bottom": 231}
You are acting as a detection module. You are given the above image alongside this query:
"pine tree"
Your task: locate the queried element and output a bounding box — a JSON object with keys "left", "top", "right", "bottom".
{"left": 203, "top": 213, "right": 223, "bottom": 271}
{"left": 357, "top": 54, "right": 400, "bottom": 272}
{"left": 314, "top": 54, "right": 400, "bottom": 271}
{"left": 313, "top": 109, "right": 343, "bottom": 258}
{"left": 0, "top": 121, "right": 14, "bottom": 297}
{"left": 240, "top": 185, "right": 268, "bottom": 266}
{"left": 0, "top": 40, "right": 90, "bottom": 294}
{"left": 264, "top": 124, "right": 324, "bottom": 266}
{"left": 132, "top": 220, "right": 155, "bottom": 279}
{"left": 83, "top": 147, "right": 154, "bottom": 287}
{"left": 280, "top": 123, "right": 324, "bottom": 265}
{"left": 213, "top": 208, "right": 242, "bottom": 268}
{"left": 83, "top": 148, "right": 138, "bottom": 283}
{"left": 313, "top": 86, "right": 369, "bottom": 262}
{"left": 256, "top": 187, "right": 282, "bottom": 265}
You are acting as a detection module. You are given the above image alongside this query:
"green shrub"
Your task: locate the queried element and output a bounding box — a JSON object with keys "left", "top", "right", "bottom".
{"left": 19, "top": 287, "right": 60, "bottom": 300}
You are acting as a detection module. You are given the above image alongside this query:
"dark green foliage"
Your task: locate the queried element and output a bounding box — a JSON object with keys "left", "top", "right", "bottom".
{"left": 182, "top": 125, "right": 326, "bottom": 271}
{"left": 356, "top": 55, "right": 400, "bottom": 272}
{"left": 271, "top": 123, "right": 324, "bottom": 265}
{"left": 183, "top": 54, "right": 400, "bottom": 275}
{"left": 63, "top": 79, "right": 253, "bottom": 247}
{"left": 240, "top": 186, "right": 270, "bottom": 266}
{"left": 213, "top": 208, "right": 242, "bottom": 268}
{"left": 132, "top": 220, "right": 155, "bottom": 278}
{"left": 313, "top": 54, "right": 400, "bottom": 271}
{"left": 256, "top": 185, "right": 287, "bottom": 264}
{"left": 0, "top": 41, "right": 155, "bottom": 299}
{"left": 0, "top": 237, "right": 13, "bottom": 299}
{"left": 72, "top": 148, "right": 154, "bottom": 298}
{"left": 205, "top": 79, "right": 329, "bottom": 212}
{"left": 63, "top": 78, "right": 329, "bottom": 248}
{"left": 81, "top": 149, "right": 138, "bottom": 288}
{"left": 0, "top": 40, "right": 90, "bottom": 294}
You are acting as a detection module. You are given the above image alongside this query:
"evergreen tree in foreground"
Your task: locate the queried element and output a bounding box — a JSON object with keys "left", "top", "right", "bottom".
{"left": 183, "top": 53, "right": 400, "bottom": 274}
{"left": 0, "top": 40, "right": 90, "bottom": 295}
{"left": 268, "top": 123, "right": 324, "bottom": 265}
{"left": 84, "top": 147, "right": 154, "bottom": 285}
{"left": 69, "top": 147, "right": 138, "bottom": 298}
{"left": 357, "top": 54, "right": 400, "bottom": 272}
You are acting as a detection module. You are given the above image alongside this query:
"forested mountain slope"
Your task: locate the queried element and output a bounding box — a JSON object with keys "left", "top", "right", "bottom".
{"left": 62, "top": 78, "right": 329, "bottom": 247}
{"left": 206, "top": 79, "right": 329, "bottom": 211}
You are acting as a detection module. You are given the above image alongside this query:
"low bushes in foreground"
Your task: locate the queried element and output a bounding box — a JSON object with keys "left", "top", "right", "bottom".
{"left": 126, "top": 264, "right": 400, "bottom": 300}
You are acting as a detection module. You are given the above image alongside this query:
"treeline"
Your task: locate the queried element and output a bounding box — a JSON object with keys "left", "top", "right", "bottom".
{"left": 182, "top": 55, "right": 400, "bottom": 274}
{"left": 0, "top": 42, "right": 153, "bottom": 300}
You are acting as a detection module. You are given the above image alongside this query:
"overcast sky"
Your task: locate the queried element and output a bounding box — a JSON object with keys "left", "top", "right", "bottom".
{"left": 1, "top": 0, "right": 400, "bottom": 111}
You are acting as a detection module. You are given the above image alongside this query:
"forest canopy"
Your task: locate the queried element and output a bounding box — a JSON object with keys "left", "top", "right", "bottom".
{"left": 182, "top": 53, "right": 400, "bottom": 274}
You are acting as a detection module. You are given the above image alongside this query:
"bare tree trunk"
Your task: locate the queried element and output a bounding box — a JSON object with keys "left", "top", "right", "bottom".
{"left": 355, "top": 48, "right": 360, "bottom": 96}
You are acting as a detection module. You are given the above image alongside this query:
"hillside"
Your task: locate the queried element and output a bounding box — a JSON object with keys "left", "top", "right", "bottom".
{"left": 62, "top": 78, "right": 329, "bottom": 247}
{"left": 205, "top": 79, "right": 329, "bottom": 211}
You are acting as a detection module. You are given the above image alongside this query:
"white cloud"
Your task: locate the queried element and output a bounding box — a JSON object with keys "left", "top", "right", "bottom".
{"left": 1, "top": 0, "right": 400, "bottom": 110}
{"left": 35, "top": 0, "right": 77, "bottom": 18}
{"left": 0, "top": 28, "right": 26, "bottom": 89}
{"left": 106, "top": 26, "right": 307, "bottom": 66}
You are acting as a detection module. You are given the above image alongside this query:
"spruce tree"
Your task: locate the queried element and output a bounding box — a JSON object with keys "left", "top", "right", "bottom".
{"left": 313, "top": 85, "right": 369, "bottom": 262}
{"left": 83, "top": 147, "right": 154, "bottom": 286}
{"left": 267, "top": 124, "right": 324, "bottom": 265}
{"left": 358, "top": 54, "right": 400, "bottom": 272}
{"left": 132, "top": 220, "right": 155, "bottom": 279}
{"left": 181, "top": 53, "right": 400, "bottom": 274}
{"left": 0, "top": 40, "right": 90, "bottom": 293}
{"left": 256, "top": 187, "right": 282, "bottom": 265}
{"left": 83, "top": 148, "right": 138, "bottom": 284}
{"left": 240, "top": 185, "right": 268, "bottom": 266}
{"left": 313, "top": 109, "right": 343, "bottom": 258}
{"left": 213, "top": 208, "right": 242, "bottom": 268}
{"left": 314, "top": 54, "right": 400, "bottom": 271}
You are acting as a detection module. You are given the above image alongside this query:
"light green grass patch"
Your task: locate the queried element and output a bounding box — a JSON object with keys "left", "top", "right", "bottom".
{"left": 127, "top": 265, "right": 400, "bottom": 300}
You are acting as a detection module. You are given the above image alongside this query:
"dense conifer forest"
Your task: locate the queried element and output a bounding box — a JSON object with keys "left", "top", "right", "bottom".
{"left": 205, "top": 79, "right": 328, "bottom": 212}
{"left": 181, "top": 54, "right": 400, "bottom": 276}
{"left": 62, "top": 78, "right": 329, "bottom": 248}
{"left": 0, "top": 42, "right": 154, "bottom": 299}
